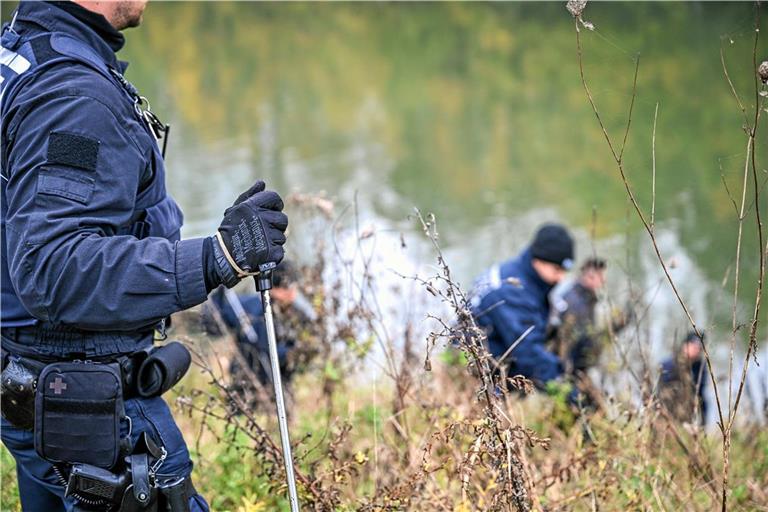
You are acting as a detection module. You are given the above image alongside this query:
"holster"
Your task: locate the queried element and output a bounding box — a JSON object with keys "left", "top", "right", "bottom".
{"left": 65, "top": 431, "right": 196, "bottom": 512}
{"left": 158, "top": 477, "right": 196, "bottom": 512}
{"left": 66, "top": 463, "right": 130, "bottom": 505}
{"left": 0, "top": 355, "right": 47, "bottom": 430}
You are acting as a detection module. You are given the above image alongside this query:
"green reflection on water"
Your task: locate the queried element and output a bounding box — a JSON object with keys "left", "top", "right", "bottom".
{"left": 2, "top": 2, "right": 766, "bottom": 327}
{"left": 127, "top": 2, "right": 765, "bottom": 320}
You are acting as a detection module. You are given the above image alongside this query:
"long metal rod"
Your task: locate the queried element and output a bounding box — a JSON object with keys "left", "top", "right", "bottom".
{"left": 261, "top": 289, "right": 301, "bottom": 512}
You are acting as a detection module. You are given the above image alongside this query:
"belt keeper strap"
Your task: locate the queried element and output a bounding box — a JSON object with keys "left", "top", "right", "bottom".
{"left": 130, "top": 453, "right": 151, "bottom": 505}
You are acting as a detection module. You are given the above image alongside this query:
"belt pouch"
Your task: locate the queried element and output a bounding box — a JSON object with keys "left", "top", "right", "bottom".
{"left": 136, "top": 341, "right": 191, "bottom": 397}
{"left": 34, "top": 361, "right": 124, "bottom": 468}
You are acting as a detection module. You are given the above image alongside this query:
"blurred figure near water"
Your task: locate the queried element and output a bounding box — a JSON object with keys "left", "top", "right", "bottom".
{"left": 203, "top": 261, "right": 318, "bottom": 398}
{"left": 658, "top": 331, "right": 709, "bottom": 425}
{"left": 470, "top": 224, "right": 575, "bottom": 389}
{"left": 551, "top": 258, "right": 629, "bottom": 404}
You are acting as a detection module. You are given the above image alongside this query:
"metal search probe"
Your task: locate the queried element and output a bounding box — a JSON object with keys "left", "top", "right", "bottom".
{"left": 255, "top": 262, "right": 301, "bottom": 512}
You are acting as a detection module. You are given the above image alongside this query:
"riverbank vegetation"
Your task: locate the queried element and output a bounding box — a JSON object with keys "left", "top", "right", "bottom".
{"left": 4, "top": 197, "right": 767, "bottom": 510}
{"left": 4, "top": 325, "right": 766, "bottom": 511}
{"left": 1, "top": 2, "right": 766, "bottom": 511}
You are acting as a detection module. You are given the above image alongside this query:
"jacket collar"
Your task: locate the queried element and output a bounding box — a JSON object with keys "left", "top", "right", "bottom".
{"left": 505, "top": 248, "right": 554, "bottom": 298}
{"left": 14, "top": 1, "right": 125, "bottom": 70}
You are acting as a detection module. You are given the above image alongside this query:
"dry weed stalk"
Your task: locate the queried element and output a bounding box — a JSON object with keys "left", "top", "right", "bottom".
{"left": 570, "top": 1, "right": 766, "bottom": 510}
{"left": 409, "top": 208, "right": 550, "bottom": 511}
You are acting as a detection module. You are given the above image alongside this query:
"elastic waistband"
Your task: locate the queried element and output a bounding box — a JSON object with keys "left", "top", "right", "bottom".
{"left": 1, "top": 324, "right": 154, "bottom": 359}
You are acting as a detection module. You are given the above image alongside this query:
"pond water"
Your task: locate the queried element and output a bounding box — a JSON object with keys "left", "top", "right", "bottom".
{"left": 113, "top": 2, "right": 767, "bottom": 330}
{"left": 1, "top": 3, "right": 766, "bottom": 352}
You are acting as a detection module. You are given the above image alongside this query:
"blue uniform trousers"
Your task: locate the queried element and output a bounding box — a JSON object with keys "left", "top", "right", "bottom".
{"left": 2, "top": 396, "right": 209, "bottom": 511}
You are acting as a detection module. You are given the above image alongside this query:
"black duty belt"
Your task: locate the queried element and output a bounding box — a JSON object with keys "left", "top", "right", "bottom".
{"left": 1, "top": 324, "right": 156, "bottom": 361}
{"left": 1, "top": 346, "right": 148, "bottom": 401}
{"left": 1, "top": 336, "right": 191, "bottom": 404}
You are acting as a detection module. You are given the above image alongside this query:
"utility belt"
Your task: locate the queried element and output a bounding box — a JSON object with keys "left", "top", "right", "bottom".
{"left": 0, "top": 341, "right": 193, "bottom": 511}
{"left": 0, "top": 341, "right": 191, "bottom": 430}
{"left": 0, "top": 320, "right": 167, "bottom": 359}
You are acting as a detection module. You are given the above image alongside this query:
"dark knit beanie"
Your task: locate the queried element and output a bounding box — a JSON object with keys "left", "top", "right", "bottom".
{"left": 684, "top": 331, "right": 704, "bottom": 344}
{"left": 530, "top": 224, "right": 575, "bottom": 270}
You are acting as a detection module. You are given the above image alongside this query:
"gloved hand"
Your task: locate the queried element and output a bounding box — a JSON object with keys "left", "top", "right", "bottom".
{"left": 207, "top": 181, "right": 288, "bottom": 289}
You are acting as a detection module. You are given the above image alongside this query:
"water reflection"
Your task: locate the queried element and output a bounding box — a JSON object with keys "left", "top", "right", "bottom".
{"left": 1, "top": 1, "right": 765, "bottom": 331}
{"left": 120, "top": 3, "right": 766, "bottom": 325}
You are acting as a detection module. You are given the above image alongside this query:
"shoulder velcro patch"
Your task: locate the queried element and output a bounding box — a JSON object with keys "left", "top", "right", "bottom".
{"left": 29, "top": 36, "right": 58, "bottom": 64}
{"left": 46, "top": 131, "right": 99, "bottom": 172}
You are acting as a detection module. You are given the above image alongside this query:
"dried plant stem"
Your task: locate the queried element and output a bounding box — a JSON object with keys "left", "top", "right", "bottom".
{"left": 189, "top": 344, "right": 319, "bottom": 497}
{"left": 575, "top": 3, "right": 766, "bottom": 509}
{"left": 726, "top": 137, "right": 752, "bottom": 418}
{"left": 651, "top": 102, "right": 658, "bottom": 229}
{"left": 573, "top": 19, "right": 725, "bottom": 431}
{"left": 412, "top": 208, "right": 538, "bottom": 511}
{"left": 719, "top": 6, "right": 765, "bottom": 510}
{"left": 720, "top": 45, "right": 749, "bottom": 125}
{"left": 573, "top": 9, "right": 766, "bottom": 509}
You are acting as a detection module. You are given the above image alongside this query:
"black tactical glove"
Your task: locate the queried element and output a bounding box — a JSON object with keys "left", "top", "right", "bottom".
{"left": 209, "top": 182, "right": 288, "bottom": 288}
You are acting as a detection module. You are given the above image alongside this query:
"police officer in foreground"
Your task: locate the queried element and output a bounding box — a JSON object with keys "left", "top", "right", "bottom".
{"left": 470, "top": 224, "right": 574, "bottom": 390}
{"left": 1, "top": 1, "right": 287, "bottom": 510}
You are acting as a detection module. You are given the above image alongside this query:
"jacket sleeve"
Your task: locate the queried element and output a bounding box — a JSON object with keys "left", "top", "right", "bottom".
{"left": 5, "top": 93, "right": 208, "bottom": 330}
{"left": 483, "top": 290, "right": 563, "bottom": 383}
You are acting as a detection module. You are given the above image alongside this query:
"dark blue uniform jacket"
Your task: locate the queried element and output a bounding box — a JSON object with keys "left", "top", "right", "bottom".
{"left": 471, "top": 249, "right": 563, "bottom": 384}
{"left": 209, "top": 288, "right": 269, "bottom": 352}
{"left": 1, "top": 2, "right": 208, "bottom": 355}
{"left": 660, "top": 357, "right": 709, "bottom": 422}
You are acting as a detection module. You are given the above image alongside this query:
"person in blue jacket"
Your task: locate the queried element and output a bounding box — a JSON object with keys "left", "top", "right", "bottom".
{"left": 0, "top": 2, "right": 287, "bottom": 510}
{"left": 204, "top": 260, "right": 316, "bottom": 393}
{"left": 470, "top": 224, "right": 574, "bottom": 389}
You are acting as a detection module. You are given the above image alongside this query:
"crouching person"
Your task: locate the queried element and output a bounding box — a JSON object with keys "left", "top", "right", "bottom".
{"left": 470, "top": 224, "right": 574, "bottom": 393}
{"left": 658, "top": 331, "right": 710, "bottom": 425}
{"left": 204, "top": 261, "right": 317, "bottom": 401}
{"left": 0, "top": 2, "right": 288, "bottom": 509}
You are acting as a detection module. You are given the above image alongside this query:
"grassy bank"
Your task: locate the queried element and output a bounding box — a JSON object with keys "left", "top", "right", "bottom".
{"left": 3, "top": 344, "right": 766, "bottom": 511}
{"left": 1, "top": 203, "right": 766, "bottom": 511}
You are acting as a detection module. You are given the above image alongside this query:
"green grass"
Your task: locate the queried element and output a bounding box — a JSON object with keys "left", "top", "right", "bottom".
{"left": 1, "top": 446, "right": 20, "bottom": 512}
{"left": 2, "top": 355, "right": 767, "bottom": 511}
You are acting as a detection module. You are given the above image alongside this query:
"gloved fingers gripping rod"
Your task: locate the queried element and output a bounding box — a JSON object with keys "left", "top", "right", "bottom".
{"left": 256, "top": 262, "right": 301, "bottom": 512}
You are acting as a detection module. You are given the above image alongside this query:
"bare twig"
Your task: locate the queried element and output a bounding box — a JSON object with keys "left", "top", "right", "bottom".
{"left": 651, "top": 102, "right": 658, "bottom": 230}
{"left": 574, "top": 18, "right": 725, "bottom": 431}
{"left": 720, "top": 43, "right": 749, "bottom": 126}
{"left": 573, "top": 3, "right": 765, "bottom": 511}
